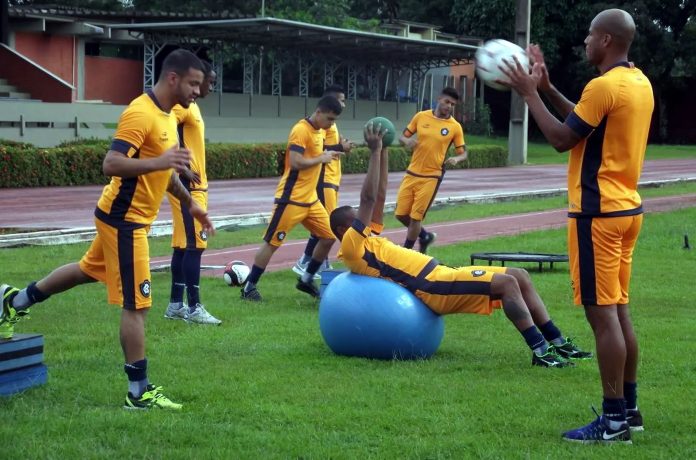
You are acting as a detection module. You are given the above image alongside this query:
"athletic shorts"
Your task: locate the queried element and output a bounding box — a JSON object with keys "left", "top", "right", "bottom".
{"left": 416, "top": 265, "right": 506, "bottom": 315}
{"left": 568, "top": 214, "right": 643, "bottom": 306}
{"left": 79, "top": 218, "right": 152, "bottom": 310}
{"left": 395, "top": 173, "right": 443, "bottom": 221}
{"left": 263, "top": 200, "right": 334, "bottom": 247}
{"left": 318, "top": 184, "right": 339, "bottom": 215}
{"left": 169, "top": 190, "right": 208, "bottom": 250}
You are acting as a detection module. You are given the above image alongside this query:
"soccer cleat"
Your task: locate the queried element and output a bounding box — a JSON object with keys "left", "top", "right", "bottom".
{"left": 296, "top": 278, "right": 320, "bottom": 298}
{"left": 240, "top": 286, "right": 262, "bottom": 302}
{"left": 184, "top": 303, "right": 222, "bottom": 325}
{"left": 418, "top": 232, "right": 437, "bottom": 254}
{"left": 531, "top": 349, "right": 574, "bottom": 368}
{"left": 123, "top": 384, "right": 182, "bottom": 410}
{"left": 164, "top": 303, "right": 188, "bottom": 320}
{"left": 562, "top": 408, "right": 632, "bottom": 444}
{"left": 291, "top": 258, "right": 321, "bottom": 280}
{"left": 552, "top": 337, "right": 593, "bottom": 360}
{"left": 626, "top": 409, "right": 644, "bottom": 432}
{"left": 1, "top": 284, "right": 27, "bottom": 340}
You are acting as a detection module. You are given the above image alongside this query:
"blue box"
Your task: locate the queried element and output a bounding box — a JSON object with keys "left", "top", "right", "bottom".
{"left": 319, "top": 269, "right": 346, "bottom": 298}
{"left": 0, "top": 363, "right": 48, "bottom": 396}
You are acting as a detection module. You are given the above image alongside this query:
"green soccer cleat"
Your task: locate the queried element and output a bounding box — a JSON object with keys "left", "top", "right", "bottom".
{"left": 1, "top": 284, "right": 27, "bottom": 340}
{"left": 124, "top": 384, "right": 182, "bottom": 410}
{"left": 552, "top": 337, "right": 593, "bottom": 360}
{"left": 531, "top": 349, "right": 575, "bottom": 368}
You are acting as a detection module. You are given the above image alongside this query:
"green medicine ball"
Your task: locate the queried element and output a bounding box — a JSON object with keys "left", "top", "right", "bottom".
{"left": 365, "top": 116, "right": 396, "bottom": 146}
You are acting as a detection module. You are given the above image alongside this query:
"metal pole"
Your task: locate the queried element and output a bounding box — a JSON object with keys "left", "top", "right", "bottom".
{"left": 508, "top": 0, "right": 530, "bottom": 165}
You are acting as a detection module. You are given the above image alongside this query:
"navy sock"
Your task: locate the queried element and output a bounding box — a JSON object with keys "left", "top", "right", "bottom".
{"left": 124, "top": 358, "right": 148, "bottom": 397}
{"left": 304, "top": 235, "right": 319, "bottom": 260}
{"left": 169, "top": 249, "right": 185, "bottom": 303}
{"left": 603, "top": 397, "right": 627, "bottom": 422}
{"left": 404, "top": 239, "right": 416, "bottom": 249}
{"left": 245, "top": 264, "right": 265, "bottom": 291}
{"left": 184, "top": 249, "right": 203, "bottom": 307}
{"left": 418, "top": 228, "right": 428, "bottom": 240}
{"left": 521, "top": 325, "right": 548, "bottom": 354}
{"left": 26, "top": 281, "right": 50, "bottom": 304}
{"left": 306, "top": 258, "right": 322, "bottom": 276}
{"left": 624, "top": 382, "right": 638, "bottom": 410}
{"left": 539, "top": 320, "right": 563, "bottom": 343}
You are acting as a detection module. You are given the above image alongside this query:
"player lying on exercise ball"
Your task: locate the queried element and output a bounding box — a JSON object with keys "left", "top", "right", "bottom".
{"left": 329, "top": 121, "right": 592, "bottom": 367}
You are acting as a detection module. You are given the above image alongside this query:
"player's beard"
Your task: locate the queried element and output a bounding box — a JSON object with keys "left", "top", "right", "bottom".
{"left": 177, "top": 84, "right": 192, "bottom": 108}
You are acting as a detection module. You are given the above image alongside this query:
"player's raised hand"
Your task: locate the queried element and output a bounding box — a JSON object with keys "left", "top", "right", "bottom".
{"left": 527, "top": 44, "right": 551, "bottom": 92}
{"left": 320, "top": 150, "right": 343, "bottom": 163}
{"left": 189, "top": 201, "right": 216, "bottom": 236}
{"left": 340, "top": 137, "right": 355, "bottom": 153}
{"left": 364, "top": 121, "right": 384, "bottom": 153}
{"left": 499, "top": 55, "right": 539, "bottom": 97}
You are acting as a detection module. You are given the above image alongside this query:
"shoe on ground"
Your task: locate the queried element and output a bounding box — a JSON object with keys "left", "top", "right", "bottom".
{"left": 164, "top": 302, "right": 188, "bottom": 320}
{"left": 184, "top": 303, "right": 222, "bottom": 325}
{"left": 562, "top": 408, "right": 632, "bottom": 444}
{"left": 1, "top": 284, "right": 28, "bottom": 340}
{"left": 296, "top": 278, "right": 320, "bottom": 298}
{"left": 627, "top": 408, "right": 644, "bottom": 432}
{"left": 240, "top": 286, "right": 262, "bottom": 302}
{"left": 531, "top": 349, "right": 574, "bottom": 368}
{"left": 418, "top": 232, "right": 437, "bottom": 254}
{"left": 292, "top": 258, "right": 321, "bottom": 280}
{"left": 552, "top": 337, "right": 593, "bottom": 360}
{"left": 123, "top": 384, "right": 182, "bottom": 410}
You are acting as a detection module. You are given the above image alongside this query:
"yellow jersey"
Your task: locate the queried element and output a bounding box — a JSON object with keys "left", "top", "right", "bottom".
{"left": 403, "top": 110, "right": 465, "bottom": 177}
{"left": 172, "top": 102, "right": 207, "bottom": 191}
{"left": 274, "top": 118, "right": 325, "bottom": 206}
{"left": 565, "top": 63, "right": 654, "bottom": 217}
{"left": 97, "top": 90, "right": 177, "bottom": 226}
{"left": 320, "top": 123, "right": 342, "bottom": 187}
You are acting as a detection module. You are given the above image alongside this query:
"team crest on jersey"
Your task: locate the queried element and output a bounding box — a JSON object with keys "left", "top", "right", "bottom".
{"left": 440, "top": 128, "right": 449, "bottom": 136}
{"left": 140, "top": 280, "right": 151, "bottom": 297}
{"left": 277, "top": 231, "right": 286, "bottom": 241}
{"left": 471, "top": 270, "right": 486, "bottom": 277}
{"left": 199, "top": 230, "right": 208, "bottom": 241}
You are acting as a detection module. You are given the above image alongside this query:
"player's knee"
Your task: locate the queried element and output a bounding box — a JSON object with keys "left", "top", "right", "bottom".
{"left": 491, "top": 273, "right": 521, "bottom": 298}
{"left": 507, "top": 267, "right": 532, "bottom": 289}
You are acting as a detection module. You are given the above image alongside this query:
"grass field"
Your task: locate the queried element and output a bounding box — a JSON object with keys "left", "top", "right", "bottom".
{"left": 1, "top": 196, "right": 695, "bottom": 457}
{"left": 467, "top": 134, "right": 696, "bottom": 165}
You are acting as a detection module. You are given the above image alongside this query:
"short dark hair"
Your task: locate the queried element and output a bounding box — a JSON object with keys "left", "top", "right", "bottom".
{"left": 316, "top": 95, "right": 343, "bottom": 115}
{"left": 441, "top": 86, "right": 459, "bottom": 101}
{"left": 160, "top": 49, "right": 205, "bottom": 80}
{"left": 200, "top": 60, "right": 214, "bottom": 77}
{"left": 330, "top": 206, "right": 354, "bottom": 238}
{"left": 324, "top": 84, "right": 345, "bottom": 97}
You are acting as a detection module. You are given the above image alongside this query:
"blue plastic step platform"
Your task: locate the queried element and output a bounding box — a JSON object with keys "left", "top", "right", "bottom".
{"left": 0, "top": 333, "right": 48, "bottom": 396}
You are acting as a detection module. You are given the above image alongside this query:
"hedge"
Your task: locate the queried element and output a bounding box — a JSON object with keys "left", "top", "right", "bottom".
{"left": 0, "top": 140, "right": 507, "bottom": 188}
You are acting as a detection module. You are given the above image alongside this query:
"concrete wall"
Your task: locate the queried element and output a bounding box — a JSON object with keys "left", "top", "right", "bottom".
{"left": 0, "top": 44, "right": 73, "bottom": 103}
{"left": 84, "top": 56, "right": 143, "bottom": 105}
{"left": 14, "top": 32, "right": 76, "bottom": 89}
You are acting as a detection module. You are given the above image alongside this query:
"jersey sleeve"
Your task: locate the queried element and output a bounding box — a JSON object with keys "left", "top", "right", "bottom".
{"left": 287, "top": 124, "right": 309, "bottom": 155}
{"left": 403, "top": 112, "right": 420, "bottom": 137}
{"left": 565, "top": 77, "right": 616, "bottom": 138}
{"left": 341, "top": 219, "right": 370, "bottom": 263}
{"left": 110, "top": 105, "right": 153, "bottom": 157}
{"left": 453, "top": 123, "right": 466, "bottom": 154}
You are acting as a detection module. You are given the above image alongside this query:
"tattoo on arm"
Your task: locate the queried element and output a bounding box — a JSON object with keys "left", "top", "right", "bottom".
{"left": 168, "top": 173, "right": 192, "bottom": 208}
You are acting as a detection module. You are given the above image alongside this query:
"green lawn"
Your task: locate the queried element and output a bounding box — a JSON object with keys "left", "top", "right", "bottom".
{"left": 1, "top": 204, "right": 695, "bottom": 458}
{"left": 467, "top": 134, "right": 696, "bottom": 165}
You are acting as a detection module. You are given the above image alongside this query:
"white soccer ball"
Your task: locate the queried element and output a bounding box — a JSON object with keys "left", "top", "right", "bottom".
{"left": 223, "top": 260, "right": 250, "bottom": 287}
{"left": 475, "top": 39, "right": 530, "bottom": 91}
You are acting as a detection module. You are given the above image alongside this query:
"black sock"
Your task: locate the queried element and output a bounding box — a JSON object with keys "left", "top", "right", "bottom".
{"left": 124, "top": 358, "right": 148, "bottom": 397}
{"left": 418, "top": 228, "right": 428, "bottom": 240}
{"left": 304, "top": 235, "right": 319, "bottom": 259}
{"left": 521, "top": 325, "right": 547, "bottom": 354}
{"left": 184, "top": 249, "right": 203, "bottom": 307}
{"left": 169, "top": 249, "right": 185, "bottom": 303}
{"left": 245, "top": 264, "right": 265, "bottom": 291}
{"left": 624, "top": 382, "right": 638, "bottom": 410}
{"left": 404, "top": 239, "right": 416, "bottom": 249}
{"left": 603, "top": 397, "right": 626, "bottom": 422}
{"left": 26, "top": 281, "right": 50, "bottom": 304}
{"left": 305, "top": 258, "right": 322, "bottom": 277}
{"left": 539, "top": 320, "right": 563, "bottom": 344}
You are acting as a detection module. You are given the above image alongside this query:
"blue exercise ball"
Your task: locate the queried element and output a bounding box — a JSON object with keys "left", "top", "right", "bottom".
{"left": 319, "top": 272, "right": 445, "bottom": 360}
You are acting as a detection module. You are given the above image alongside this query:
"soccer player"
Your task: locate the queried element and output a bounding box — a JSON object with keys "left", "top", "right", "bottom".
{"left": 241, "top": 96, "right": 344, "bottom": 301}
{"left": 164, "top": 60, "right": 221, "bottom": 325}
{"left": 396, "top": 87, "right": 468, "bottom": 253}
{"left": 502, "top": 9, "right": 653, "bottom": 444}
{"left": 0, "top": 49, "right": 214, "bottom": 410}
{"left": 293, "top": 84, "right": 354, "bottom": 278}
{"left": 330, "top": 122, "right": 592, "bottom": 368}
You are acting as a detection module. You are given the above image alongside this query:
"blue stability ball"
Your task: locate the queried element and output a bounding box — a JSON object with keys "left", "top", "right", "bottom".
{"left": 319, "top": 272, "right": 445, "bottom": 360}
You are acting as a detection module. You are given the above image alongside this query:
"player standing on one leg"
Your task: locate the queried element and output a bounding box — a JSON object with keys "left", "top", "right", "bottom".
{"left": 241, "top": 96, "right": 344, "bottom": 301}
{"left": 0, "top": 49, "right": 214, "bottom": 410}
{"left": 293, "top": 84, "right": 354, "bottom": 278}
{"left": 502, "top": 8, "right": 653, "bottom": 444}
{"left": 395, "top": 87, "right": 467, "bottom": 254}
{"left": 164, "top": 60, "right": 222, "bottom": 325}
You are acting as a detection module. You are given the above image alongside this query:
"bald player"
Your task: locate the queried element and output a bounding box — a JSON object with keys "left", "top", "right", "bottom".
{"left": 502, "top": 9, "right": 654, "bottom": 444}
{"left": 0, "top": 49, "right": 214, "bottom": 410}
{"left": 330, "top": 122, "right": 591, "bottom": 369}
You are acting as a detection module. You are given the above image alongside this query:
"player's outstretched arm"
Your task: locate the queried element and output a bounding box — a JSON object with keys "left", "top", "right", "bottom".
{"left": 356, "top": 122, "right": 384, "bottom": 227}
{"left": 527, "top": 45, "right": 575, "bottom": 119}
{"left": 289, "top": 150, "right": 342, "bottom": 170}
{"left": 103, "top": 144, "right": 190, "bottom": 178}
{"left": 370, "top": 147, "right": 389, "bottom": 227}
